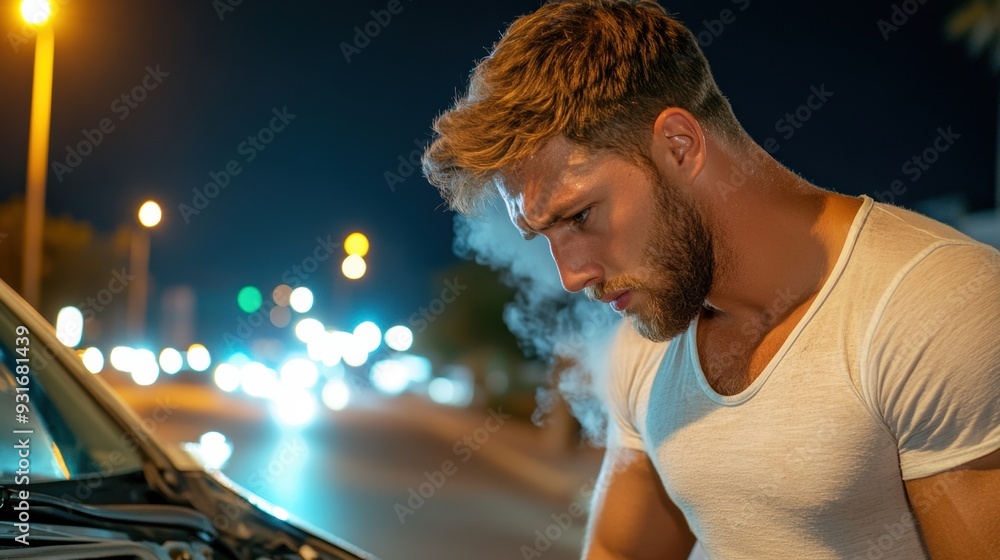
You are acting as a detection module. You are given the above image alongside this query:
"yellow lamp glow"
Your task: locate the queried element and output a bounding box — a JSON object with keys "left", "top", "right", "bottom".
{"left": 138, "top": 201, "right": 162, "bottom": 228}
{"left": 344, "top": 232, "right": 369, "bottom": 257}
{"left": 21, "top": 0, "right": 52, "bottom": 25}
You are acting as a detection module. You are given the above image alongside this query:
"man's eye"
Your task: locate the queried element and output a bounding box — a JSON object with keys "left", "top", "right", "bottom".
{"left": 572, "top": 208, "right": 591, "bottom": 226}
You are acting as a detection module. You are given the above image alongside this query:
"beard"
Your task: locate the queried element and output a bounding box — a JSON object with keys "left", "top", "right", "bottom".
{"left": 588, "top": 167, "right": 715, "bottom": 342}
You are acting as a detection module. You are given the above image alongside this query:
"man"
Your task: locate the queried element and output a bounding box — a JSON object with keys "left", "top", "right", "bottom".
{"left": 422, "top": 1, "right": 1000, "bottom": 558}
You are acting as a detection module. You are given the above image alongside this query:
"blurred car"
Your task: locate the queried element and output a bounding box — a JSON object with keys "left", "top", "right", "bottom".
{"left": 0, "top": 278, "right": 379, "bottom": 559}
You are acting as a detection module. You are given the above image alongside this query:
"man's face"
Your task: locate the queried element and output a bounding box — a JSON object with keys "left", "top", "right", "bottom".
{"left": 499, "top": 136, "right": 715, "bottom": 342}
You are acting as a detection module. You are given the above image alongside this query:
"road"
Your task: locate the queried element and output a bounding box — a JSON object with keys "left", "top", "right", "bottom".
{"left": 108, "top": 374, "right": 604, "bottom": 560}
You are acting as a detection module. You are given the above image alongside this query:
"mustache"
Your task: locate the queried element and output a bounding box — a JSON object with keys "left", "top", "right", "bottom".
{"left": 586, "top": 276, "right": 642, "bottom": 302}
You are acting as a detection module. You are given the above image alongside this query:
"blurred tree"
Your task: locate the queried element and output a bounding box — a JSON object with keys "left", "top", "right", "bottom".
{"left": 949, "top": 0, "right": 1000, "bottom": 71}
{"left": 0, "top": 196, "right": 129, "bottom": 342}
{"left": 412, "top": 260, "right": 524, "bottom": 366}
{"left": 411, "top": 261, "right": 547, "bottom": 416}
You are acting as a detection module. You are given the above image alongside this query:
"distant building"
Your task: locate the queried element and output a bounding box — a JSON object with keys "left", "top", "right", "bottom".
{"left": 160, "top": 286, "right": 196, "bottom": 349}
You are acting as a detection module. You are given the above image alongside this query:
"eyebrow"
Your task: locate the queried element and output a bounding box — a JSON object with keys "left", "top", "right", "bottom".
{"left": 516, "top": 204, "right": 576, "bottom": 241}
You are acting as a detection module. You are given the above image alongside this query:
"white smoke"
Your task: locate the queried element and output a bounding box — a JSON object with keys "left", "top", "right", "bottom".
{"left": 453, "top": 197, "right": 621, "bottom": 446}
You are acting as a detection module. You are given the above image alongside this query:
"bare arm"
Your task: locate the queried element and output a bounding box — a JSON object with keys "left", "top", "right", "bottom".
{"left": 904, "top": 448, "right": 1000, "bottom": 559}
{"left": 582, "top": 446, "right": 696, "bottom": 560}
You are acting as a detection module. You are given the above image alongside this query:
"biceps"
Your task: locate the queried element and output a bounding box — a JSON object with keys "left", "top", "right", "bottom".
{"left": 584, "top": 447, "right": 695, "bottom": 560}
{"left": 905, "top": 455, "right": 1000, "bottom": 559}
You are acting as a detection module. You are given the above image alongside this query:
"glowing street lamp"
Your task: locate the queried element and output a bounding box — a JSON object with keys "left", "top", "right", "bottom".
{"left": 138, "top": 200, "right": 162, "bottom": 227}
{"left": 20, "top": 0, "right": 55, "bottom": 306}
{"left": 21, "top": 0, "right": 52, "bottom": 24}
{"left": 127, "top": 200, "right": 161, "bottom": 341}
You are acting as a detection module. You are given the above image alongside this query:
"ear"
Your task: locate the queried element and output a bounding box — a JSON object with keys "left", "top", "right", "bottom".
{"left": 650, "top": 108, "right": 706, "bottom": 183}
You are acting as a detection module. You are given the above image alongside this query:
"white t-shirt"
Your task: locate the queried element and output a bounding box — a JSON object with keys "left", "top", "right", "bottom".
{"left": 606, "top": 195, "right": 1000, "bottom": 559}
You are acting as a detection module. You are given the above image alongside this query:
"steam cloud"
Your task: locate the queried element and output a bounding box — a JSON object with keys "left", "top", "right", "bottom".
{"left": 453, "top": 197, "right": 621, "bottom": 446}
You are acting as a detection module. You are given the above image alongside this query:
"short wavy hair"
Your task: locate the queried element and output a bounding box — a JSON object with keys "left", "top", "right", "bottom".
{"left": 422, "top": 0, "right": 747, "bottom": 215}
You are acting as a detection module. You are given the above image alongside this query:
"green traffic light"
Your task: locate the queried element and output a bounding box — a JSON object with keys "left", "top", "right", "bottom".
{"left": 237, "top": 286, "right": 263, "bottom": 314}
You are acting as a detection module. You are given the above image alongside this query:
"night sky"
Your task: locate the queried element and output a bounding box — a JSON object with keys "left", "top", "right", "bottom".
{"left": 0, "top": 0, "right": 995, "bottom": 348}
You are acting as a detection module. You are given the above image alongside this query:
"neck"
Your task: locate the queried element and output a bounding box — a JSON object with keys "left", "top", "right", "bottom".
{"left": 695, "top": 142, "right": 860, "bottom": 329}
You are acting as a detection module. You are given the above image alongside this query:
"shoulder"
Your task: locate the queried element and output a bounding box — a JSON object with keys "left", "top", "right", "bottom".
{"left": 865, "top": 235, "right": 999, "bottom": 371}
{"left": 847, "top": 199, "right": 999, "bottom": 309}
{"left": 859, "top": 200, "right": 977, "bottom": 262}
{"left": 865, "top": 200, "right": 978, "bottom": 246}
{"left": 880, "top": 239, "right": 1000, "bottom": 317}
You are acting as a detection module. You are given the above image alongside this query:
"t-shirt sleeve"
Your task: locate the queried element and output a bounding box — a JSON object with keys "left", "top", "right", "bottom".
{"left": 604, "top": 322, "right": 647, "bottom": 451}
{"left": 867, "top": 242, "right": 1000, "bottom": 481}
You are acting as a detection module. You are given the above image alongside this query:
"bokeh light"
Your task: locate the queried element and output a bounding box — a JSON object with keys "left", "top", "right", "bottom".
{"left": 342, "top": 255, "right": 366, "bottom": 280}
{"left": 434, "top": 367, "right": 475, "bottom": 407}
{"left": 370, "top": 360, "right": 409, "bottom": 395}
{"left": 294, "top": 318, "right": 325, "bottom": 344}
{"left": 289, "top": 287, "right": 314, "bottom": 313}
{"left": 309, "top": 331, "right": 344, "bottom": 366}
{"left": 240, "top": 362, "right": 278, "bottom": 398}
{"left": 55, "top": 306, "right": 83, "bottom": 347}
{"left": 159, "top": 347, "right": 183, "bottom": 374}
{"left": 398, "top": 354, "right": 432, "bottom": 383}
{"left": 182, "top": 432, "right": 233, "bottom": 470}
{"left": 306, "top": 337, "right": 326, "bottom": 363}
{"left": 213, "top": 363, "right": 241, "bottom": 393}
{"left": 195, "top": 431, "right": 233, "bottom": 470}
{"left": 322, "top": 378, "right": 351, "bottom": 411}
{"left": 130, "top": 349, "right": 159, "bottom": 386}
{"left": 279, "top": 358, "right": 319, "bottom": 390}
{"left": 237, "top": 286, "right": 263, "bottom": 314}
{"left": 353, "top": 321, "right": 382, "bottom": 353}
{"left": 318, "top": 333, "right": 344, "bottom": 367}
{"left": 428, "top": 377, "right": 456, "bottom": 405}
{"left": 384, "top": 325, "right": 414, "bottom": 352}
{"left": 186, "top": 343, "right": 211, "bottom": 372}
{"left": 81, "top": 347, "right": 104, "bottom": 374}
{"left": 344, "top": 232, "right": 369, "bottom": 257}
{"left": 109, "top": 346, "right": 135, "bottom": 372}
{"left": 342, "top": 345, "right": 369, "bottom": 368}
{"left": 269, "top": 305, "right": 291, "bottom": 328}
{"left": 271, "top": 387, "right": 318, "bottom": 426}
{"left": 138, "top": 200, "right": 162, "bottom": 228}
{"left": 272, "top": 284, "right": 292, "bottom": 307}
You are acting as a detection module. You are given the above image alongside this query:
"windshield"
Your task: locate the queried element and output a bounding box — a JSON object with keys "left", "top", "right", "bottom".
{"left": 0, "top": 298, "right": 144, "bottom": 485}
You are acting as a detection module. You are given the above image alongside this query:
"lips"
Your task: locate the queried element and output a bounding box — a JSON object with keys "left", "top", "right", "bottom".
{"left": 602, "top": 290, "right": 632, "bottom": 312}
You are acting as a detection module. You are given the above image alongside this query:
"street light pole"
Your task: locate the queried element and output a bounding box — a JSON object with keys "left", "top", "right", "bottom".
{"left": 127, "top": 201, "right": 161, "bottom": 343}
{"left": 22, "top": 8, "right": 55, "bottom": 307}
{"left": 127, "top": 227, "right": 151, "bottom": 340}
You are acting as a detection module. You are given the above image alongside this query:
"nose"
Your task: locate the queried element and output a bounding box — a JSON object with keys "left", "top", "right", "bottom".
{"left": 547, "top": 236, "right": 602, "bottom": 293}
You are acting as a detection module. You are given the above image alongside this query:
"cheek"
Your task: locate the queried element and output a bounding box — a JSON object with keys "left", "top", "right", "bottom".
{"left": 607, "top": 201, "right": 660, "bottom": 270}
